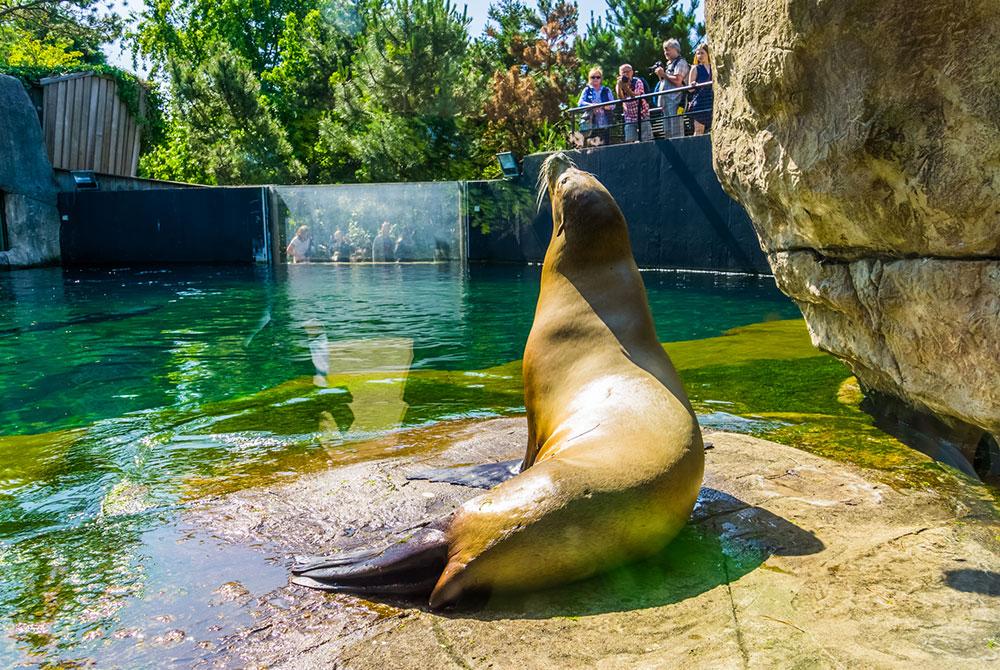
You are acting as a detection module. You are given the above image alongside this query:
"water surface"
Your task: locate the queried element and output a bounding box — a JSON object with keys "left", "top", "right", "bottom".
{"left": 0, "top": 263, "right": 799, "bottom": 665}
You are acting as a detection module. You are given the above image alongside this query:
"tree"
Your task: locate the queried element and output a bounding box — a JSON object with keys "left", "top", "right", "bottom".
{"left": 479, "top": 0, "right": 578, "bottom": 165}
{"left": 316, "top": 0, "right": 475, "bottom": 182}
{"left": 131, "top": 0, "right": 316, "bottom": 78}
{"left": 131, "top": 0, "right": 324, "bottom": 183}
{"left": 576, "top": 0, "right": 703, "bottom": 85}
{"left": 261, "top": 6, "right": 364, "bottom": 181}
{"left": 0, "top": 0, "right": 121, "bottom": 66}
{"left": 140, "top": 51, "right": 305, "bottom": 184}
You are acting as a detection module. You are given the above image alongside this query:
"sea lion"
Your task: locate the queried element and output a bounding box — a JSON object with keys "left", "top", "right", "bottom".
{"left": 292, "top": 153, "right": 704, "bottom": 608}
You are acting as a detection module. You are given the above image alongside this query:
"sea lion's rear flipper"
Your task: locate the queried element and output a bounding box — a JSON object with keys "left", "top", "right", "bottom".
{"left": 291, "top": 524, "right": 449, "bottom": 596}
{"left": 405, "top": 459, "right": 522, "bottom": 489}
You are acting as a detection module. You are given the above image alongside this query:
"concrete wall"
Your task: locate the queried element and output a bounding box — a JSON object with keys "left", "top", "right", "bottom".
{"left": 59, "top": 187, "right": 270, "bottom": 265}
{"left": 468, "top": 135, "right": 769, "bottom": 273}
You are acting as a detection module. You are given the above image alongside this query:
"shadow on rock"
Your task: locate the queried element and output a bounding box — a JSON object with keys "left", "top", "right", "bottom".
{"left": 450, "top": 487, "right": 824, "bottom": 619}
{"left": 944, "top": 569, "right": 1000, "bottom": 596}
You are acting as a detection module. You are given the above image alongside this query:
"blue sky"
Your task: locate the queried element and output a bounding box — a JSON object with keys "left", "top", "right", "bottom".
{"left": 461, "top": 0, "right": 704, "bottom": 36}
{"left": 104, "top": 1, "right": 705, "bottom": 73}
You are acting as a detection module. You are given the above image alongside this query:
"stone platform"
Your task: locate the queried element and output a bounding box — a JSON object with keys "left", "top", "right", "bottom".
{"left": 187, "top": 418, "right": 999, "bottom": 669}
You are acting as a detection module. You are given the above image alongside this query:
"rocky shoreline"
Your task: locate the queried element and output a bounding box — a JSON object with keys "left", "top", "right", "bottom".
{"left": 184, "top": 417, "right": 999, "bottom": 669}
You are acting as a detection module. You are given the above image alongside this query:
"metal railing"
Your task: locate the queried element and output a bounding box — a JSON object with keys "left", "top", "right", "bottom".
{"left": 564, "top": 80, "right": 713, "bottom": 148}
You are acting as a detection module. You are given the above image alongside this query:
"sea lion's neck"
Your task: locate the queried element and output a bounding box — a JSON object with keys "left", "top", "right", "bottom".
{"left": 545, "top": 222, "right": 633, "bottom": 273}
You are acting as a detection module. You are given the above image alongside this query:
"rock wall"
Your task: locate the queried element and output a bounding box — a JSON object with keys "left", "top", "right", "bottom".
{"left": 0, "top": 74, "right": 61, "bottom": 267}
{"left": 705, "top": 1, "right": 1000, "bottom": 463}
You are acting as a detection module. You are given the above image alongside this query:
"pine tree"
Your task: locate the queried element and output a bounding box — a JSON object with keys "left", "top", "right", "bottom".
{"left": 576, "top": 0, "right": 703, "bottom": 85}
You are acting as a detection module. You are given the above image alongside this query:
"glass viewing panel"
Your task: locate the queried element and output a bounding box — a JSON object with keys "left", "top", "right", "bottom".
{"left": 272, "top": 182, "right": 464, "bottom": 264}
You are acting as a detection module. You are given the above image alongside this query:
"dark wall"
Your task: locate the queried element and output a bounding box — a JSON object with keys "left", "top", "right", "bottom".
{"left": 468, "top": 135, "right": 769, "bottom": 273}
{"left": 59, "top": 187, "right": 269, "bottom": 265}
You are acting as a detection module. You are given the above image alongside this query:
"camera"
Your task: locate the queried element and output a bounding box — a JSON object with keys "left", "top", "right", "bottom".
{"left": 648, "top": 60, "right": 664, "bottom": 73}
{"left": 620, "top": 74, "right": 630, "bottom": 83}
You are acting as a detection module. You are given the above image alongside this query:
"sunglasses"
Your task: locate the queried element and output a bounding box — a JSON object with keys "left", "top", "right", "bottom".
{"left": 590, "top": 75, "right": 602, "bottom": 79}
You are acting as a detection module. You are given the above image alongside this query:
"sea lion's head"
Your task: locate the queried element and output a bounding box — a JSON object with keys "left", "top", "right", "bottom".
{"left": 537, "top": 153, "right": 631, "bottom": 262}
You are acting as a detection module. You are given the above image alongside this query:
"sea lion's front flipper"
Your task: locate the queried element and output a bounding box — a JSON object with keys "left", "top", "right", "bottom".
{"left": 405, "top": 459, "right": 522, "bottom": 489}
{"left": 291, "top": 524, "right": 449, "bottom": 596}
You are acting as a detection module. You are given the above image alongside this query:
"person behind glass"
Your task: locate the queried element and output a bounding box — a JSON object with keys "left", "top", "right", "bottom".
{"left": 286, "top": 225, "right": 315, "bottom": 263}
{"left": 616, "top": 64, "right": 651, "bottom": 143}
{"left": 329, "top": 228, "right": 351, "bottom": 262}
{"left": 394, "top": 227, "right": 416, "bottom": 262}
{"left": 657, "top": 38, "right": 691, "bottom": 138}
{"left": 372, "top": 221, "right": 394, "bottom": 262}
{"left": 577, "top": 67, "right": 613, "bottom": 147}
{"left": 686, "top": 42, "right": 714, "bottom": 135}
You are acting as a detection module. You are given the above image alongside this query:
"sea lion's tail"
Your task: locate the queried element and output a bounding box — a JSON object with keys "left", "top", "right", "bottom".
{"left": 536, "top": 152, "right": 576, "bottom": 212}
{"left": 290, "top": 522, "right": 449, "bottom": 596}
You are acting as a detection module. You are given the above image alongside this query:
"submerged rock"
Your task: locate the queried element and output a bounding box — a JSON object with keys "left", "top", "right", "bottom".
{"left": 705, "top": 1, "right": 1000, "bottom": 477}
{"left": 187, "top": 417, "right": 999, "bottom": 669}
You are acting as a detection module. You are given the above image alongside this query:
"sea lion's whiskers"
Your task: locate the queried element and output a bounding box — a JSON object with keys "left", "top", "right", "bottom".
{"left": 536, "top": 153, "right": 577, "bottom": 212}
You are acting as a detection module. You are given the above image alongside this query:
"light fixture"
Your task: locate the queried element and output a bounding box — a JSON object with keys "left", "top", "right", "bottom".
{"left": 496, "top": 152, "right": 520, "bottom": 179}
{"left": 71, "top": 170, "right": 99, "bottom": 190}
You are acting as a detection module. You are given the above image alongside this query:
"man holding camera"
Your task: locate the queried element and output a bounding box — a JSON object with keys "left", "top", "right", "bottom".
{"left": 616, "top": 64, "right": 651, "bottom": 143}
{"left": 658, "top": 38, "right": 690, "bottom": 139}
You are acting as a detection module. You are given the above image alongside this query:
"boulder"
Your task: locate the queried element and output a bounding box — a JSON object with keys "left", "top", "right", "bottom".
{"left": 705, "top": 0, "right": 1000, "bottom": 473}
{"left": 0, "top": 74, "right": 60, "bottom": 267}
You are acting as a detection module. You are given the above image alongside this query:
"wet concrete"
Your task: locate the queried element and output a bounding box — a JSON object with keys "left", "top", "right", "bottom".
{"left": 185, "top": 417, "right": 1000, "bottom": 669}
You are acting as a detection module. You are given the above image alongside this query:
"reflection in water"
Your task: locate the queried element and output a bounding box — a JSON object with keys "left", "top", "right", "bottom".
{"left": 304, "top": 318, "right": 414, "bottom": 440}
{"left": 0, "top": 264, "right": 799, "bottom": 664}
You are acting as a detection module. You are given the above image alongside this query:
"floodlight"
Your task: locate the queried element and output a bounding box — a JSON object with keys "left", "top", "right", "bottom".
{"left": 71, "top": 170, "right": 99, "bottom": 190}
{"left": 496, "top": 152, "right": 520, "bottom": 179}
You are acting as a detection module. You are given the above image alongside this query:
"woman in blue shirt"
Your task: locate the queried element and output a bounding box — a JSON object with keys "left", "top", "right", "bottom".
{"left": 578, "top": 67, "right": 614, "bottom": 146}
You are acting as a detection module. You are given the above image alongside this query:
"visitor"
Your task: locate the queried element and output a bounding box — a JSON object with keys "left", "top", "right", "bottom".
{"left": 372, "top": 221, "right": 394, "bottom": 262}
{"left": 286, "top": 225, "right": 315, "bottom": 263}
{"left": 686, "top": 42, "right": 714, "bottom": 135}
{"left": 394, "top": 227, "right": 417, "bottom": 262}
{"left": 330, "top": 228, "right": 351, "bottom": 262}
{"left": 578, "top": 67, "right": 614, "bottom": 147}
{"left": 616, "top": 64, "right": 651, "bottom": 143}
{"left": 658, "top": 38, "right": 691, "bottom": 139}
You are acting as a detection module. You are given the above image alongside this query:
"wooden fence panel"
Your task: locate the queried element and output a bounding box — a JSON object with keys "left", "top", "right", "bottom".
{"left": 39, "top": 73, "right": 143, "bottom": 177}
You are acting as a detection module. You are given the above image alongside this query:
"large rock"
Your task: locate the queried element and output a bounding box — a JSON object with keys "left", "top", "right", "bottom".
{"left": 0, "top": 74, "right": 60, "bottom": 267}
{"left": 705, "top": 1, "right": 1000, "bottom": 470}
{"left": 179, "top": 417, "right": 999, "bottom": 668}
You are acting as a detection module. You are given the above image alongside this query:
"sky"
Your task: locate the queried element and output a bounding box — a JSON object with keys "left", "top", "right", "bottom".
{"left": 103, "top": 1, "right": 705, "bottom": 74}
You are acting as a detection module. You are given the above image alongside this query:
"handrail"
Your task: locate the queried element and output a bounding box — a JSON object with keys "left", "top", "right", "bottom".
{"left": 565, "top": 80, "right": 712, "bottom": 115}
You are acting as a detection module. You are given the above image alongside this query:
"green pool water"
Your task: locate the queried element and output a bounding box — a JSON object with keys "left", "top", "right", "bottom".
{"left": 5, "top": 262, "right": 962, "bottom": 666}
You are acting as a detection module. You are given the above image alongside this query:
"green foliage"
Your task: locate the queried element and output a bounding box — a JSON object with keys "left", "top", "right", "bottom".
{"left": 316, "top": 0, "right": 476, "bottom": 182}
{"left": 261, "top": 8, "right": 360, "bottom": 180}
{"left": 2, "top": 32, "right": 84, "bottom": 67}
{"left": 131, "top": 0, "right": 316, "bottom": 76}
{"left": 140, "top": 51, "right": 305, "bottom": 184}
{"left": 577, "top": 0, "right": 703, "bottom": 83}
{"left": 0, "top": 0, "right": 120, "bottom": 66}
{"left": 475, "top": 0, "right": 578, "bottom": 171}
